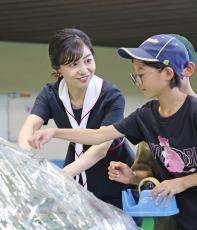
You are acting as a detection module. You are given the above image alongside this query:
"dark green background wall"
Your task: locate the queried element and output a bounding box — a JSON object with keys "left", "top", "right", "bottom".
{"left": 0, "top": 41, "right": 196, "bottom": 95}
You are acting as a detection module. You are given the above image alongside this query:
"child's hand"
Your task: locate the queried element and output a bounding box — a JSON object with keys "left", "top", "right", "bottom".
{"left": 28, "top": 128, "right": 55, "bottom": 149}
{"left": 150, "top": 177, "right": 185, "bottom": 206}
{"left": 108, "top": 161, "right": 136, "bottom": 184}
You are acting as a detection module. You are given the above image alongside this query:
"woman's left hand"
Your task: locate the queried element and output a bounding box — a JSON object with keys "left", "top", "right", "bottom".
{"left": 150, "top": 177, "right": 186, "bottom": 206}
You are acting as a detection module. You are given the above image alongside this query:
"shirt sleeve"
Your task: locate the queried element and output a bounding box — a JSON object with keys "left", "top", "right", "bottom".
{"left": 100, "top": 92, "right": 125, "bottom": 126}
{"left": 30, "top": 87, "right": 52, "bottom": 125}
{"left": 113, "top": 108, "right": 145, "bottom": 145}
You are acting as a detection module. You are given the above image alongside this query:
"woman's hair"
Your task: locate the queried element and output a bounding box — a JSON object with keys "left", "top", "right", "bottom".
{"left": 48, "top": 28, "right": 94, "bottom": 70}
{"left": 143, "top": 61, "right": 181, "bottom": 88}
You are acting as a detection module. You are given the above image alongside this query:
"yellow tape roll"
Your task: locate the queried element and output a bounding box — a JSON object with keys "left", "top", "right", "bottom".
{"left": 138, "top": 177, "right": 160, "bottom": 193}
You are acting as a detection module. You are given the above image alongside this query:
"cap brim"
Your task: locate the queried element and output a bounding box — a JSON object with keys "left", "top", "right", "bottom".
{"left": 118, "top": 47, "right": 159, "bottom": 62}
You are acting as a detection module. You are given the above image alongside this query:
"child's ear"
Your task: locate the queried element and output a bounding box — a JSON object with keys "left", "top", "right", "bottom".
{"left": 163, "top": 67, "right": 174, "bottom": 81}
{"left": 182, "top": 62, "right": 195, "bottom": 78}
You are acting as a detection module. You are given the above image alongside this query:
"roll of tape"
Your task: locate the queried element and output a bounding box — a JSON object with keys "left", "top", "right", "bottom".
{"left": 138, "top": 177, "right": 160, "bottom": 193}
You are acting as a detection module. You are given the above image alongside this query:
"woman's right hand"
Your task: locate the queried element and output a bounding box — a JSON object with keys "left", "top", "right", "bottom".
{"left": 28, "top": 128, "right": 56, "bottom": 149}
{"left": 108, "top": 161, "right": 137, "bottom": 185}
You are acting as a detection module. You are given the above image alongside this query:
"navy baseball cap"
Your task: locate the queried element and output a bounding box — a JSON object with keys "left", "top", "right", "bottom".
{"left": 118, "top": 34, "right": 189, "bottom": 78}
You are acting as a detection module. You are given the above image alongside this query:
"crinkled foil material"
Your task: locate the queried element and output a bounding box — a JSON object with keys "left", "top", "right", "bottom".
{"left": 0, "top": 138, "right": 139, "bottom": 230}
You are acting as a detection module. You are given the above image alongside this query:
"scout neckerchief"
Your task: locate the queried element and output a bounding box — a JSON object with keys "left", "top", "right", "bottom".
{"left": 59, "top": 75, "right": 103, "bottom": 188}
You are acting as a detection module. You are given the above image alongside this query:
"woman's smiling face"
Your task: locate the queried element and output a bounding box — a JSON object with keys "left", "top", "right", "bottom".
{"left": 58, "top": 45, "right": 96, "bottom": 89}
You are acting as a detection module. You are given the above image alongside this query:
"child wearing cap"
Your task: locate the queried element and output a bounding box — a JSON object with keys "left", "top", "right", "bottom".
{"left": 109, "top": 34, "right": 197, "bottom": 230}
{"left": 29, "top": 34, "right": 197, "bottom": 230}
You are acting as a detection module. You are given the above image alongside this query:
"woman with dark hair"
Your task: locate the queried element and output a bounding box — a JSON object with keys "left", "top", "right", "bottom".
{"left": 18, "top": 28, "right": 135, "bottom": 209}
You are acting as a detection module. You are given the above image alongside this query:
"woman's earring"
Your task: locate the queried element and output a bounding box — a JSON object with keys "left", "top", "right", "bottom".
{"left": 53, "top": 70, "right": 61, "bottom": 77}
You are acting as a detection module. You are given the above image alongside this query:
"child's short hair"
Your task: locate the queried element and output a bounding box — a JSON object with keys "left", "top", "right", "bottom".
{"left": 143, "top": 61, "right": 181, "bottom": 88}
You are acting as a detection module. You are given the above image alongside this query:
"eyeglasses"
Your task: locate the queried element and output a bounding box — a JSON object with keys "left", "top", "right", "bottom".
{"left": 129, "top": 64, "right": 167, "bottom": 87}
{"left": 129, "top": 73, "right": 143, "bottom": 87}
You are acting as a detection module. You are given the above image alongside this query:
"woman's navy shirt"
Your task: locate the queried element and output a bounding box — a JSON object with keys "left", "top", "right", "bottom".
{"left": 31, "top": 79, "right": 135, "bottom": 208}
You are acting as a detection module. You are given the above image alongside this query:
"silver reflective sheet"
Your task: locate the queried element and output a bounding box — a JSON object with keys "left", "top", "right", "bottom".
{"left": 0, "top": 138, "right": 139, "bottom": 230}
